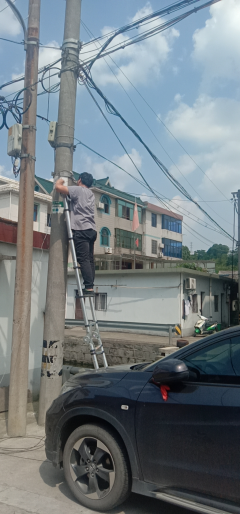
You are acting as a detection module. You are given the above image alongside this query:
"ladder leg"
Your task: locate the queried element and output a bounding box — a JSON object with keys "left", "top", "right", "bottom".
{"left": 89, "top": 297, "right": 108, "bottom": 368}
{"left": 63, "top": 197, "right": 100, "bottom": 370}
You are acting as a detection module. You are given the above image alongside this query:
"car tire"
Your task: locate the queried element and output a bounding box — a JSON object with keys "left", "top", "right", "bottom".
{"left": 63, "top": 423, "right": 131, "bottom": 512}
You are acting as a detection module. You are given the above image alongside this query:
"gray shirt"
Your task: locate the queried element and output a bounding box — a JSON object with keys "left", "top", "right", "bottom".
{"left": 68, "top": 186, "right": 96, "bottom": 231}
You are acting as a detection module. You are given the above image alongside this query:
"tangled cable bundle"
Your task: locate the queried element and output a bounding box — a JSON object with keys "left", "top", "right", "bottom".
{"left": 0, "top": 88, "right": 32, "bottom": 130}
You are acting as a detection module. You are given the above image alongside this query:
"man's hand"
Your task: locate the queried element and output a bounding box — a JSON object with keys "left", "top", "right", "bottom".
{"left": 55, "top": 178, "right": 69, "bottom": 196}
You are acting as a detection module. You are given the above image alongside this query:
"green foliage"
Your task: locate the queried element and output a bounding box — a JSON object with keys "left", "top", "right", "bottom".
{"left": 182, "top": 245, "right": 191, "bottom": 260}
{"left": 178, "top": 262, "right": 207, "bottom": 272}
{"left": 182, "top": 244, "right": 238, "bottom": 274}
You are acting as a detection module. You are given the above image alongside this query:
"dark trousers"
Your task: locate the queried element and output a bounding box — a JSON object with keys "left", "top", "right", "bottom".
{"left": 73, "top": 229, "right": 97, "bottom": 289}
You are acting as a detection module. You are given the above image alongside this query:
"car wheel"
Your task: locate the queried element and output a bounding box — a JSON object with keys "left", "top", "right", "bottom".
{"left": 63, "top": 423, "right": 131, "bottom": 512}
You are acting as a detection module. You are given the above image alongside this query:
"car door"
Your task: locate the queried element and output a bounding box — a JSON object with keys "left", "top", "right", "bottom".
{"left": 136, "top": 335, "right": 240, "bottom": 503}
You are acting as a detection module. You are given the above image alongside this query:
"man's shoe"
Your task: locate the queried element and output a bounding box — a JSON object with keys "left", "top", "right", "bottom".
{"left": 83, "top": 289, "right": 95, "bottom": 297}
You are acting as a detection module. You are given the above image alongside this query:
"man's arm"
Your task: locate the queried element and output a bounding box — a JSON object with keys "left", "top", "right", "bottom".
{"left": 55, "top": 178, "right": 69, "bottom": 196}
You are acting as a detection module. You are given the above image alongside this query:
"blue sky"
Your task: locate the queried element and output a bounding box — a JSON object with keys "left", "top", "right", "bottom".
{"left": 0, "top": 0, "right": 239, "bottom": 251}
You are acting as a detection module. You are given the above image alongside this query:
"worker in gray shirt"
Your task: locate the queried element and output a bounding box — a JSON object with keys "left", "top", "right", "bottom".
{"left": 55, "top": 172, "right": 97, "bottom": 295}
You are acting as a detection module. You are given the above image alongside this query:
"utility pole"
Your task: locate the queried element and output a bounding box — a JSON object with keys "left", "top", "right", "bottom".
{"left": 231, "top": 191, "right": 239, "bottom": 324}
{"left": 38, "top": 0, "right": 81, "bottom": 425}
{"left": 238, "top": 191, "right": 240, "bottom": 324}
{"left": 8, "top": 0, "right": 41, "bottom": 437}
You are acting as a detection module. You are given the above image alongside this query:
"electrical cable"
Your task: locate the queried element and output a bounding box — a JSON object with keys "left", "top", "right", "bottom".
{"left": 82, "top": 20, "right": 230, "bottom": 228}
{"left": 80, "top": 69, "right": 232, "bottom": 242}
{"left": 75, "top": 139, "right": 228, "bottom": 238}
{"left": 85, "top": 0, "right": 222, "bottom": 68}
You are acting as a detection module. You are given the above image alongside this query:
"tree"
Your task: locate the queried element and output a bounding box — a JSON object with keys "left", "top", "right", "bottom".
{"left": 206, "top": 244, "right": 229, "bottom": 260}
{"left": 182, "top": 245, "right": 191, "bottom": 260}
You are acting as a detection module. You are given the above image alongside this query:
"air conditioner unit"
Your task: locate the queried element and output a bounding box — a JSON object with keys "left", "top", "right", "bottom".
{"left": 159, "top": 243, "right": 164, "bottom": 249}
{"left": 185, "top": 277, "right": 196, "bottom": 290}
{"left": 105, "top": 247, "right": 112, "bottom": 254}
{"left": 98, "top": 202, "right": 104, "bottom": 209}
{"left": 158, "top": 252, "right": 163, "bottom": 258}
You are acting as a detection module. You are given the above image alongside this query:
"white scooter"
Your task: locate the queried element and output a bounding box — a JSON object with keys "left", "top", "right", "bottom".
{"left": 194, "top": 314, "right": 218, "bottom": 336}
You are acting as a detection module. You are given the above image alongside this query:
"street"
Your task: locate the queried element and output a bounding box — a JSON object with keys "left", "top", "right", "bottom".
{"left": 0, "top": 418, "right": 195, "bottom": 514}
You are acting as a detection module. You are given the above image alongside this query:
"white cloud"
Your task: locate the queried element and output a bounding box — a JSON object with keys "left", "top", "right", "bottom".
{"left": 165, "top": 95, "right": 240, "bottom": 146}
{"left": 0, "top": 164, "right": 13, "bottom": 177}
{"left": 79, "top": 148, "right": 142, "bottom": 191}
{"left": 192, "top": 0, "right": 240, "bottom": 84}
{"left": 2, "top": 41, "right": 61, "bottom": 96}
{"left": 83, "top": 2, "right": 179, "bottom": 88}
{"left": 165, "top": 94, "right": 240, "bottom": 196}
{"left": 0, "top": 0, "right": 22, "bottom": 37}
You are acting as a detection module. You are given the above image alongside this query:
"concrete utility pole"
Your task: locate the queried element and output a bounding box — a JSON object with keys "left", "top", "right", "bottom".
{"left": 38, "top": 0, "right": 81, "bottom": 425}
{"left": 8, "top": 0, "right": 41, "bottom": 437}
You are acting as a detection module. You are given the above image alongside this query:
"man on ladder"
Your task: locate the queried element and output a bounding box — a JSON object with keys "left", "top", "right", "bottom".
{"left": 55, "top": 172, "right": 97, "bottom": 296}
{"left": 55, "top": 172, "right": 108, "bottom": 370}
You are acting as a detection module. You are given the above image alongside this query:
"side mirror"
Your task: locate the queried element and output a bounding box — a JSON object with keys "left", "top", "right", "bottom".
{"left": 152, "top": 359, "right": 189, "bottom": 385}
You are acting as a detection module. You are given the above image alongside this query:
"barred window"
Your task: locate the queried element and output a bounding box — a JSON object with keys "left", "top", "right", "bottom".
{"left": 95, "top": 293, "right": 107, "bottom": 311}
{"left": 151, "top": 240, "right": 157, "bottom": 254}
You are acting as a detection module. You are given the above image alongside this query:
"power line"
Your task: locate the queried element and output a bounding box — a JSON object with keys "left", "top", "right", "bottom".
{"left": 75, "top": 139, "right": 231, "bottom": 240}
{"left": 81, "top": 20, "right": 232, "bottom": 228}
{"left": 80, "top": 69, "right": 232, "bottom": 242}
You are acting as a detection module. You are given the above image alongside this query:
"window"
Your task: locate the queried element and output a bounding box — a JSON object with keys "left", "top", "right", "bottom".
{"left": 214, "top": 295, "right": 219, "bottom": 312}
{"left": 151, "top": 240, "right": 157, "bottom": 254}
{"left": 34, "top": 185, "right": 39, "bottom": 192}
{"left": 33, "top": 204, "right": 38, "bottom": 222}
{"left": 151, "top": 213, "right": 157, "bottom": 228}
{"left": 162, "top": 238, "right": 182, "bottom": 259}
{"left": 192, "top": 294, "right": 198, "bottom": 313}
{"left": 115, "top": 229, "right": 142, "bottom": 251}
{"left": 95, "top": 293, "right": 107, "bottom": 311}
{"left": 47, "top": 213, "right": 51, "bottom": 227}
{"left": 181, "top": 337, "right": 240, "bottom": 384}
{"left": 162, "top": 215, "right": 182, "bottom": 233}
{"left": 100, "top": 195, "right": 111, "bottom": 214}
{"left": 116, "top": 200, "right": 142, "bottom": 224}
{"left": 100, "top": 227, "right": 111, "bottom": 246}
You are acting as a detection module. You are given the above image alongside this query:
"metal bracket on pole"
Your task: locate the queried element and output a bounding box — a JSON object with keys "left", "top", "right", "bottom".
{"left": 22, "top": 125, "right": 37, "bottom": 131}
{"left": 55, "top": 142, "right": 76, "bottom": 150}
{"left": 62, "top": 38, "right": 81, "bottom": 51}
{"left": 20, "top": 154, "right": 36, "bottom": 161}
{"left": 26, "top": 40, "right": 39, "bottom": 46}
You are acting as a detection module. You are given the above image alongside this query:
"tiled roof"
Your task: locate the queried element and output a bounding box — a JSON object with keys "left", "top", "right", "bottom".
{"left": 35, "top": 176, "right": 54, "bottom": 195}
{"left": 35, "top": 174, "right": 146, "bottom": 206}
{"left": 93, "top": 181, "right": 145, "bottom": 206}
{"left": 147, "top": 202, "right": 183, "bottom": 220}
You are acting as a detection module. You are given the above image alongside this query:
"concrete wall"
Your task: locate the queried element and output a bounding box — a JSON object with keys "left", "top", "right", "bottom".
{"left": 0, "top": 242, "right": 49, "bottom": 399}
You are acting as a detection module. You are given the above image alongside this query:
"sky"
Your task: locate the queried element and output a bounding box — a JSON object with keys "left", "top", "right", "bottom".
{"left": 0, "top": 0, "right": 239, "bottom": 252}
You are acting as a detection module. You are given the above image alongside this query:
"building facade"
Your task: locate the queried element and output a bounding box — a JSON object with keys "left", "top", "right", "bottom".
{"left": 66, "top": 267, "right": 232, "bottom": 337}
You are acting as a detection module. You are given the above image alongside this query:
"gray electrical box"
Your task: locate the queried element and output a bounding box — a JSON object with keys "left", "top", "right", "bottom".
{"left": 7, "top": 124, "right": 22, "bottom": 157}
{"left": 48, "top": 121, "right": 57, "bottom": 147}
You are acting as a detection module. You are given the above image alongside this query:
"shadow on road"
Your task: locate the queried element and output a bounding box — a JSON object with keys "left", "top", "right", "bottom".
{"left": 39, "top": 460, "right": 194, "bottom": 514}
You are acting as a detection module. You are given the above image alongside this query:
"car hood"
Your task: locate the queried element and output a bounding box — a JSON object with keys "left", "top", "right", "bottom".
{"left": 62, "top": 363, "right": 137, "bottom": 390}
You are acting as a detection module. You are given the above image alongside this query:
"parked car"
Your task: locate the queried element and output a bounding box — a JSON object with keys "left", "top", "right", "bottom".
{"left": 45, "top": 326, "right": 240, "bottom": 514}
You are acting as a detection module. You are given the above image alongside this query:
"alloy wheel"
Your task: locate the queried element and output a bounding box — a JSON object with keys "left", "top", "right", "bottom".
{"left": 69, "top": 436, "right": 115, "bottom": 500}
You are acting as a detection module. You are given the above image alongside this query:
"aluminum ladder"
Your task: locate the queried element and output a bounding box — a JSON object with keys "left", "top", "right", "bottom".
{"left": 64, "top": 197, "right": 108, "bottom": 370}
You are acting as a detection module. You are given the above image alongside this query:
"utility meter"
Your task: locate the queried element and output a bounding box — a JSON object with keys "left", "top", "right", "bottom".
{"left": 7, "top": 124, "right": 22, "bottom": 157}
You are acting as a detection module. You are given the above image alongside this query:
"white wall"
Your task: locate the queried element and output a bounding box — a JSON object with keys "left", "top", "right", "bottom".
{"left": 180, "top": 272, "right": 229, "bottom": 336}
{"left": 0, "top": 194, "right": 11, "bottom": 220}
{"left": 66, "top": 270, "right": 181, "bottom": 327}
{"left": 0, "top": 242, "right": 49, "bottom": 398}
{"left": 66, "top": 269, "right": 229, "bottom": 338}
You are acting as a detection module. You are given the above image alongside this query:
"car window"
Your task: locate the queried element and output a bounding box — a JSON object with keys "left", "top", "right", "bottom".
{"left": 181, "top": 337, "right": 240, "bottom": 384}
